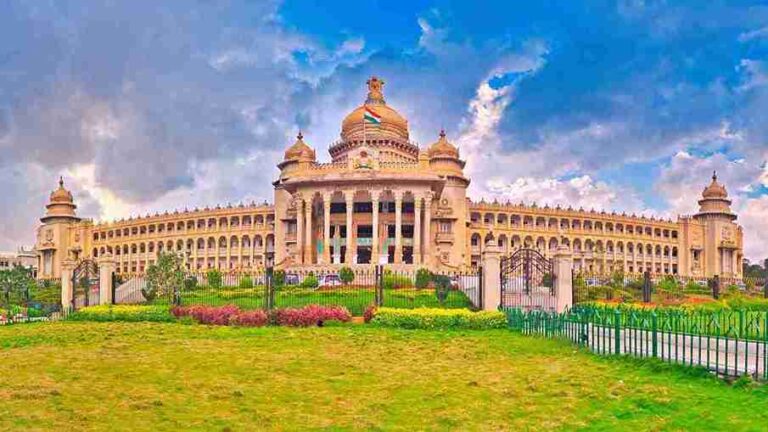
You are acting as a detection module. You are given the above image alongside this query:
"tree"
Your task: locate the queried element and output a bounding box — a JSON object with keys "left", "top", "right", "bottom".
{"left": 338, "top": 266, "right": 355, "bottom": 285}
{"left": 145, "top": 253, "right": 185, "bottom": 302}
{"left": 206, "top": 269, "right": 223, "bottom": 288}
{"left": 0, "top": 266, "right": 34, "bottom": 306}
{"left": 415, "top": 268, "right": 432, "bottom": 289}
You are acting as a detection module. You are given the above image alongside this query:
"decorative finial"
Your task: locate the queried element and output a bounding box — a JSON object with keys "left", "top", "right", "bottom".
{"left": 297, "top": 130, "right": 303, "bottom": 141}
{"left": 59, "top": 176, "right": 64, "bottom": 188}
{"left": 365, "top": 76, "right": 385, "bottom": 104}
{"left": 712, "top": 170, "right": 717, "bottom": 181}
{"left": 439, "top": 129, "right": 446, "bottom": 139}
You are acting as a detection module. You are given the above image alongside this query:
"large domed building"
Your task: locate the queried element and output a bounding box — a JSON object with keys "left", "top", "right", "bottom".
{"left": 35, "top": 77, "right": 744, "bottom": 279}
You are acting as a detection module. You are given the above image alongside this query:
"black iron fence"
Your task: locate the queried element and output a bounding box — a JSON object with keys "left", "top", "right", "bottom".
{"left": 573, "top": 271, "right": 768, "bottom": 306}
{"left": 1, "top": 278, "right": 62, "bottom": 324}
{"left": 113, "top": 266, "right": 483, "bottom": 316}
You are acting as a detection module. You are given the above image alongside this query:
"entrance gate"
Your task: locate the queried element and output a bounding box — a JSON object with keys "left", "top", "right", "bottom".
{"left": 500, "top": 248, "right": 556, "bottom": 311}
{"left": 71, "top": 259, "right": 99, "bottom": 310}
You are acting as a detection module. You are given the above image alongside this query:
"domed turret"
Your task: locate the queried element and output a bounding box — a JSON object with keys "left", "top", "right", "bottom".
{"left": 695, "top": 171, "right": 736, "bottom": 221}
{"left": 428, "top": 129, "right": 460, "bottom": 159}
{"left": 41, "top": 177, "right": 79, "bottom": 223}
{"left": 340, "top": 76, "right": 410, "bottom": 142}
{"left": 283, "top": 131, "right": 316, "bottom": 161}
{"left": 702, "top": 171, "right": 728, "bottom": 199}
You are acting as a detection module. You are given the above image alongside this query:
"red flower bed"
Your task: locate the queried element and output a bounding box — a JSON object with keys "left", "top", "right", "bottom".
{"left": 274, "top": 305, "right": 352, "bottom": 327}
{"left": 171, "top": 305, "right": 266, "bottom": 327}
{"left": 171, "top": 304, "right": 349, "bottom": 327}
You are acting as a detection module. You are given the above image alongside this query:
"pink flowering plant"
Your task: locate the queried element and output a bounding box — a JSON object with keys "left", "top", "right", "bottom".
{"left": 171, "top": 304, "right": 349, "bottom": 327}
{"left": 274, "top": 305, "right": 352, "bottom": 327}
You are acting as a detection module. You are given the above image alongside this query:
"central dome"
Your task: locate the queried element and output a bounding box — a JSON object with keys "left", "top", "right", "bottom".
{"left": 340, "top": 76, "right": 409, "bottom": 142}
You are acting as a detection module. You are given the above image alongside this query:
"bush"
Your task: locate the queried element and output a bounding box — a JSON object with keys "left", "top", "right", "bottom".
{"left": 370, "top": 307, "right": 507, "bottom": 330}
{"left": 238, "top": 276, "right": 254, "bottom": 289}
{"left": 273, "top": 270, "right": 285, "bottom": 289}
{"left": 184, "top": 276, "right": 198, "bottom": 291}
{"left": 338, "top": 266, "right": 355, "bottom": 285}
{"left": 68, "top": 305, "right": 174, "bottom": 322}
{"left": 171, "top": 304, "right": 240, "bottom": 325}
{"left": 300, "top": 273, "right": 319, "bottom": 289}
{"left": 382, "top": 274, "right": 413, "bottom": 290}
{"left": 207, "top": 270, "right": 223, "bottom": 289}
{"left": 273, "top": 305, "right": 352, "bottom": 327}
{"left": 432, "top": 274, "right": 451, "bottom": 305}
{"left": 230, "top": 309, "right": 269, "bottom": 327}
{"left": 364, "top": 305, "right": 377, "bottom": 323}
{"left": 415, "top": 268, "right": 432, "bottom": 289}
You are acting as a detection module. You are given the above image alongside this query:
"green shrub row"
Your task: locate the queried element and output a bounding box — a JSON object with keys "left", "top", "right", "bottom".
{"left": 67, "top": 305, "right": 175, "bottom": 322}
{"left": 370, "top": 307, "right": 507, "bottom": 330}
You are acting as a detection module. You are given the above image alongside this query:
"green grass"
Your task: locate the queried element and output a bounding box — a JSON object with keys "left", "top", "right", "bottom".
{"left": 174, "top": 287, "right": 473, "bottom": 315}
{"left": 0, "top": 322, "right": 766, "bottom": 430}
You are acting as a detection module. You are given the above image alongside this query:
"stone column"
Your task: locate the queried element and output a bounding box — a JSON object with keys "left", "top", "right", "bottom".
{"left": 423, "top": 192, "right": 433, "bottom": 267}
{"left": 322, "top": 193, "right": 331, "bottom": 265}
{"left": 305, "top": 199, "right": 313, "bottom": 265}
{"left": 345, "top": 191, "right": 354, "bottom": 264}
{"left": 413, "top": 197, "right": 422, "bottom": 265}
{"left": 394, "top": 192, "right": 403, "bottom": 264}
{"left": 481, "top": 244, "right": 501, "bottom": 311}
{"left": 295, "top": 197, "right": 304, "bottom": 265}
{"left": 371, "top": 193, "right": 380, "bottom": 266}
{"left": 98, "top": 254, "right": 116, "bottom": 305}
{"left": 61, "top": 259, "right": 75, "bottom": 312}
{"left": 553, "top": 245, "right": 574, "bottom": 313}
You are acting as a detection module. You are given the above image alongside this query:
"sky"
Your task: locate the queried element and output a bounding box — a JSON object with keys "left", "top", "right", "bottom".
{"left": 1, "top": 0, "right": 768, "bottom": 261}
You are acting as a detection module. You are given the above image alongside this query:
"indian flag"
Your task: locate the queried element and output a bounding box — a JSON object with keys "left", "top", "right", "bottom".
{"left": 363, "top": 106, "right": 381, "bottom": 125}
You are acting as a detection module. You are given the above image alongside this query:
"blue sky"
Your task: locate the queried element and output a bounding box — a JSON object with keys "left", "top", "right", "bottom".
{"left": 1, "top": 0, "right": 768, "bottom": 260}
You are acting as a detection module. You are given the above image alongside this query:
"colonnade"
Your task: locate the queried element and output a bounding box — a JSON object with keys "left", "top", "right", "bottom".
{"left": 292, "top": 189, "right": 434, "bottom": 266}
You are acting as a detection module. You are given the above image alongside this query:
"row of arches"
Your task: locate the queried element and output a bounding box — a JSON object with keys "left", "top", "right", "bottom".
{"left": 92, "top": 214, "right": 275, "bottom": 241}
{"left": 470, "top": 233, "right": 679, "bottom": 258}
{"left": 92, "top": 234, "right": 276, "bottom": 258}
{"left": 469, "top": 212, "right": 678, "bottom": 239}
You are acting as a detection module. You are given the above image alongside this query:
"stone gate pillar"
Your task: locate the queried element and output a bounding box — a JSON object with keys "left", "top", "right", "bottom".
{"left": 481, "top": 244, "right": 501, "bottom": 311}
{"left": 553, "top": 245, "right": 573, "bottom": 313}
{"left": 98, "top": 253, "right": 116, "bottom": 305}
{"left": 61, "top": 259, "right": 75, "bottom": 312}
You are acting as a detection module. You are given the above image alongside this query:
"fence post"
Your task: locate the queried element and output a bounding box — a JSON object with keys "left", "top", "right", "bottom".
{"left": 478, "top": 265, "right": 484, "bottom": 309}
{"left": 614, "top": 309, "right": 621, "bottom": 355}
{"left": 712, "top": 275, "right": 720, "bottom": 300}
{"left": 553, "top": 245, "right": 573, "bottom": 313}
{"left": 265, "top": 266, "right": 275, "bottom": 311}
{"left": 97, "top": 254, "right": 116, "bottom": 305}
{"left": 375, "top": 265, "right": 383, "bottom": 307}
{"left": 61, "top": 259, "right": 75, "bottom": 314}
{"left": 111, "top": 272, "right": 118, "bottom": 305}
{"left": 642, "top": 271, "right": 652, "bottom": 303}
{"left": 481, "top": 244, "right": 501, "bottom": 311}
{"left": 651, "top": 311, "right": 658, "bottom": 358}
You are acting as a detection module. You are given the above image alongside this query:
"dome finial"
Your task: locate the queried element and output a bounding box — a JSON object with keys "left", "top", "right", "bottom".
{"left": 439, "top": 129, "right": 446, "bottom": 139}
{"left": 297, "top": 130, "right": 303, "bottom": 141}
{"left": 712, "top": 170, "right": 717, "bottom": 182}
{"left": 59, "top": 176, "right": 64, "bottom": 188}
{"left": 365, "top": 76, "right": 385, "bottom": 104}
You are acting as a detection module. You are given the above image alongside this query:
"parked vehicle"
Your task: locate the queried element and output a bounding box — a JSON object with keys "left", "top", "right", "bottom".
{"left": 320, "top": 274, "right": 342, "bottom": 287}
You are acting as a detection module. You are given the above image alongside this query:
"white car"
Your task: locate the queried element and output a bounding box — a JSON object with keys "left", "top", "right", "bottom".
{"left": 320, "top": 274, "right": 342, "bottom": 287}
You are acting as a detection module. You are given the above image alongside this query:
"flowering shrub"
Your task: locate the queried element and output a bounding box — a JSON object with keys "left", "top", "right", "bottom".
{"left": 274, "top": 305, "right": 352, "bottom": 327}
{"left": 363, "top": 305, "right": 377, "bottom": 323}
{"left": 230, "top": 309, "right": 269, "bottom": 327}
{"left": 171, "top": 304, "right": 240, "bottom": 325}
{"left": 370, "top": 307, "right": 507, "bottom": 330}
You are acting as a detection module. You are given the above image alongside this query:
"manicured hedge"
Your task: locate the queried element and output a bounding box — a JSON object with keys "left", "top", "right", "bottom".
{"left": 370, "top": 307, "right": 507, "bottom": 330}
{"left": 68, "top": 305, "right": 174, "bottom": 322}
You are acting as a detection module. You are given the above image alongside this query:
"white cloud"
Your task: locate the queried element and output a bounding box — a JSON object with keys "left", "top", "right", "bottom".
{"left": 739, "top": 26, "right": 768, "bottom": 42}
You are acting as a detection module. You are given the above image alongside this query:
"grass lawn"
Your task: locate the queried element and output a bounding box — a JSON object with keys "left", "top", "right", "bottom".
{"left": 1, "top": 323, "right": 767, "bottom": 431}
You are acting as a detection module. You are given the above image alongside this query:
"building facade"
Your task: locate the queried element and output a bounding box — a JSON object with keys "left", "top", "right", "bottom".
{"left": 0, "top": 247, "right": 38, "bottom": 276}
{"left": 35, "top": 77, "right": 744, "bottom": 279}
